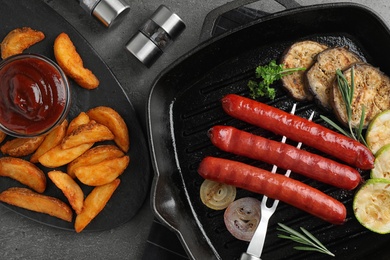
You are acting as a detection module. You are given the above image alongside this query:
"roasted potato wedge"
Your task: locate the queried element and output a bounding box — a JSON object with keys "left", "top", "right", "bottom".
{"left": 61, "top": 120, "right": 114, "bottom": 149}
{"left": 0, "top": 187, "right": 72, "bottom": 222}
{"left": 54, "top": 32, "right": 99, "bottom": 89}
{"left": 75, "top": 155, "right": 129, "bottom": 186}
{"left": 1, "top": 27, "right": 45, "bottom": 59}
{"left": 0, "top": 131, "right": 6, "bottom": 143}
{"left": 48, "top": 170, "right": 84, "bottom": 214}
{"left": 30, "top": 119, "right": 68, "bottom": 163}
{"left": 87, "top": 106, "right": 130, "bottom": 152}
{"left": 0, "top": 157, "right": 46, "bottom": 193}
{"left": 1, "top": 136, "right": 45, "bottom": 157}
{"left": 38, "top": 143, "right": 94, "bottom": 168}
{"left": 67, "top": 145, "right": 124, "bottom": 179}
{"left": 67, "top": 112, "right": 90, "bottom": 135}
{"left": 75, "top": 179, "right": 120, "bottom": 233}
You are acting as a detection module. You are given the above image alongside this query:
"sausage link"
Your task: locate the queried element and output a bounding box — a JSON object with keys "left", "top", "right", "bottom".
{"left": 221, "top": 94, "right": 374, "bottom": 170}
{"left": 198, "top": 156, "right": 347, "bottom": 225}
{"left": 209, "top": 125, "right": 362, "bottom": 190}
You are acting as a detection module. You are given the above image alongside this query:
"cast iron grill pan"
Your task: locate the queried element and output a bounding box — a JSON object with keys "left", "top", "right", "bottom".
{"left": 148, "top": 3, "right": 390, "bottom": 259}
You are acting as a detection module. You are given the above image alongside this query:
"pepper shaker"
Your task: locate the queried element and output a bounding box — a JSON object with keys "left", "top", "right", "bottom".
{"left": 125, "top": 5, "right": 186, "bottom": 67}
{"left": 79, "top": 0, "right": 130, "bottom": 27}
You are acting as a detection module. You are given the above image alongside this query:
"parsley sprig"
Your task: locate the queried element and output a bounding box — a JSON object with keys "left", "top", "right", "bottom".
{"left": 248, "top": 60, "right": 306, "bottom": 100}
{"left": 320, "top": 67, "right": 367, "bottom": 145}
{"left": 277, "top": 223, "right": 335, "bottom": 257}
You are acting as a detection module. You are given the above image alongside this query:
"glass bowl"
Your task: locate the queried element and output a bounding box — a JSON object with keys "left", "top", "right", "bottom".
{"left": 0, "top": 53, "right": 70, "bottom": 137}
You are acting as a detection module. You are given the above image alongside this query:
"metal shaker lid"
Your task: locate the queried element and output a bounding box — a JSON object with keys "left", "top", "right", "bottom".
{"left": 125, "top": 32, "right": 162, "bottom": 67}
{"left": 150, "top": 5, "right": 185, "bottom": 40}
{"left": 92, "top": 0, "right": 130, "bottom": 27}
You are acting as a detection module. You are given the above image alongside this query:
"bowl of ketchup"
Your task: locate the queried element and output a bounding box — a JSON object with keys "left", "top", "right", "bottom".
{"left": 0, "top": 53, "right": 70, "bottom": 137}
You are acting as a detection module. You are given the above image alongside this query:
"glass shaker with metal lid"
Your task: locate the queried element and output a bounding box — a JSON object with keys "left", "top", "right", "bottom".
{"left": 79, "top": 0, "right": 130, "bottom": 27}
{"left": 125, "top": 5, "right": 186, "bottom": 67}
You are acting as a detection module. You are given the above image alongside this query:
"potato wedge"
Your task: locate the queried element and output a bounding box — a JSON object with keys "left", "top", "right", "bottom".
{"left": 0, "top": 187, "right": 72, "bottom": 222}
{"left": 0, "top": 131, "right": 6, "bottom": 143}
{"left": 30, "top": 119, "right": 68, "bottom": 163}
{"left": 61, "top": 120, "right": 114, "bottom": 149}
{"left": 1, "top": 136, "right": 45, "bottom": 157}
{"left": 75, "top": 155, "right": 129, "bottom": 186}
{"left": 1, "top": 27, "right": 45, "bottom": 59}
{"left": 67, "top": 112, "right": 90, "bottom": 135}
{"left": 48, "top": 170, "right": 84, "bottom": 214}
{"left": 38, "top": 143, "right": 94, "bottom": 168}
{"left": 67, "top": 145, "right": 124, "bottom": 179}
{"left": 75, "top": 179, "right": 120, "bottom": 232}
{"left": 54, "top": 32, "right": 99, "bottom": 89}
{"left": 87, "top": 106, "right": 130, "bottom": 152}
{"left": 0, "top": 157, "right": 46, "bottom": 193}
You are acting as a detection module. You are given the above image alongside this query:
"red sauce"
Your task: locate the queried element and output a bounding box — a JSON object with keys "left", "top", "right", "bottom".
{"left": 0, "top": 56, "right": 69, "bottom": 136}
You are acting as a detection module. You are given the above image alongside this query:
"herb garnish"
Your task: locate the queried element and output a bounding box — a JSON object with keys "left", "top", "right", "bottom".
{"left": 320, "top": 67, "right": 367, "bottom": 145}
{"left": 248, "top": 60, "right": 306, "bottom": 100}
{"left": 277, "top": 223, "right": 335, "bottom": 257}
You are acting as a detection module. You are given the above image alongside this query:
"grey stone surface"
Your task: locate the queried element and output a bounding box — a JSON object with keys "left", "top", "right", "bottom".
{"left": 1, "top": 0, "right": 389, "bottom": 259}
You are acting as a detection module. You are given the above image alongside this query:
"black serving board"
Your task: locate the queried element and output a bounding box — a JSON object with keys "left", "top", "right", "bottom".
{"left": 0, "top": 0, "right": 151, "bottom": 231}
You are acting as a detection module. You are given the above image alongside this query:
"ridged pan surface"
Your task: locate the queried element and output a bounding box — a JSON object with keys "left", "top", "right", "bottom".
{"left": 148, "top": 3, "right": 390, "bottom": 259}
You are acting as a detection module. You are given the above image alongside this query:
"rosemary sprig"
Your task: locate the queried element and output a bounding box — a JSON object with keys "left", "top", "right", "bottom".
{"left": 320, "top": 67, "right": 367, "bottom": 146}
{"left": 277, "top": 223, "right": 335, "bottom": 257}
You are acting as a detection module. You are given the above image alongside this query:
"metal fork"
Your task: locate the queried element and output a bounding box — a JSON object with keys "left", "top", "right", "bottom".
{"left": 240, "top": 105, "right": 315, "bottom": 260}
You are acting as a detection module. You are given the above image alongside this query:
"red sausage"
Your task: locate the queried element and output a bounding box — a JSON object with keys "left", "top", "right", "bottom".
{"left": 209, "top": 125, "right": 362, "bottom": 190}
{"left": 221, "top": 94, "right": 374, "bottom": 170}
{"left": 198, "top": 156, "right": 347, "bottom": 225}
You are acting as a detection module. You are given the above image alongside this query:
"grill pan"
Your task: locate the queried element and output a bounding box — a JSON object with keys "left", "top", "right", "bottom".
{"left": 147, "top": 2, "right": 390, "bottom": 259}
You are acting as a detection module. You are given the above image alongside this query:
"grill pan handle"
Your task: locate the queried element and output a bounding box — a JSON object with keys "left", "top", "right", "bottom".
{"left": 199, "top": 0, "right": 301, "bottom": 42}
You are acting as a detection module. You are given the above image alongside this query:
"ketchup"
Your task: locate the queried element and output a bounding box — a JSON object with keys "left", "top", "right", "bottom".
{"left": 0, "top": 55, "right": 69, "bottom": 136}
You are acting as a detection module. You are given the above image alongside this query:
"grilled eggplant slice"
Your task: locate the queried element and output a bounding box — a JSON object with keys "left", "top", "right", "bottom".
{"left": 280, "top": 40, "right": 328, "bottom": 101}
{"left": 306, "top": 47, "right": 362, "bottom": 110}
{"left": 332, "top": 63, "right": 390, "bottom": 128}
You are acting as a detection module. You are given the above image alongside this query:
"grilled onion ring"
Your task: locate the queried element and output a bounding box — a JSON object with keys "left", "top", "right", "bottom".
{"left": 224, "top": 197, "right": 261, "bottom": 241}
{"left": 200, "top": 179, "right": 236, "bottom": 210}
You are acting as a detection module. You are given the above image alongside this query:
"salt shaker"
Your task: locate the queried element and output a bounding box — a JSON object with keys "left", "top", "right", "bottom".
{"left": 125, "top": 5, "right": 186, "bottom": 67}
{"left": 79, "top": 0, "right": 130, "bottom": 27}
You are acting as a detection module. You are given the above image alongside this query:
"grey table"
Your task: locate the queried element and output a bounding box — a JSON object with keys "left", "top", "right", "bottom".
{"left": 1, "top": 0, "right": 390, "bottom": 259}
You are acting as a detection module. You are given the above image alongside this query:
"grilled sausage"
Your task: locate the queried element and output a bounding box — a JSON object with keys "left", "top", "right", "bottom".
{"left": 306, "top": 47, "right": 362, "bottom": 110}
{"left": 332, "top": 63, "right": 390, "bottom": 128}
{"left": 209, "top": 125, "right": 362, "bottom": 190}
{"left": 198, "top": 156, "right": 347, "bottom": 225}
{"left": 280, "top": 40, "right": 328, "bottom": 101}
{"left": 221, "top": 94, "right": 374, "bottom": 169}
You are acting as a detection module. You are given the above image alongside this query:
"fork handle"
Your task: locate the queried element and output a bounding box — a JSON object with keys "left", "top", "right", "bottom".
{"left": 240, "top": 252, "right": 261, "bottom": 260}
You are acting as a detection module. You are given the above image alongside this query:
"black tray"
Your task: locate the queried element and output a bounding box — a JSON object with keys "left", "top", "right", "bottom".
{"left": 0, "top": 1, "right": 151, "bottom": 231}
{"left": 148, "top": 2, "right": 390, "bottom": 259}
